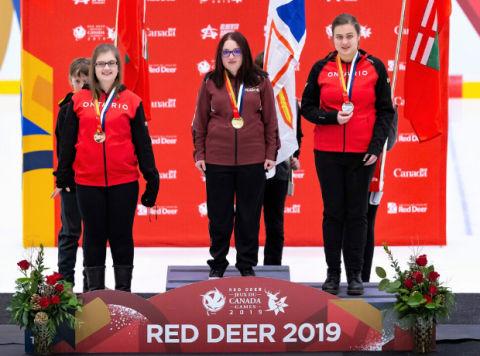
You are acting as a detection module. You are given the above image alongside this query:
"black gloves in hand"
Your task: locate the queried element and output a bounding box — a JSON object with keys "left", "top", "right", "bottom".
{"left": 141, "top": 193, "right": 155, "bottom": 208}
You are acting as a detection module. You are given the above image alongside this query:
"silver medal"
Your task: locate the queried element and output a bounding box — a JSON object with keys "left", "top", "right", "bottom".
{"left": 342, "top": 102, "right": 354, "bottom": 113}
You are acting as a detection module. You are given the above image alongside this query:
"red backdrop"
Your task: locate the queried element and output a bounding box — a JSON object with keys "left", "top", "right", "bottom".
{"left": 52, "top": 0, "right": 447, "bottom": 247}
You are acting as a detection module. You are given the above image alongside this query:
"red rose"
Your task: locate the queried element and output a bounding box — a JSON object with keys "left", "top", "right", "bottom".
{"left": 39, "top": 298, "right": 51, "bottom": 308}
{"left": 45, "top": 275, "right": 57, "bottom": 286}
{"left": 51, "top": 295, "right": 60, "bottom": 305}
{"left": 404, "top": 278, "right": 414, "bottom": 289}
{"left": 55, "top": 284, "right": 64, "bottom": 293}
{"left": 429, "top": 286, "right": 438, "bottom": 295}
{"left": 413, "top": 272, "right": 424, "bottom": 283}
{"left": 17, "top": 260, "right": 30, "bottom": 270}
{"left": 53, "top": 272, "right": 63, "bottom": 282}
{"left": 416, "top": 254, "right": 428, "bottom": 267}
{"left": 429, "top": 271, "right": 440, "bottom": 282}
{"left": 423, "top": 295, "right": 433, "bottom": 305}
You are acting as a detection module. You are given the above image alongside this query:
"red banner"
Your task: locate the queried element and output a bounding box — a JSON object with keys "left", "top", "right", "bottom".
{"left": 45, "top": 0, "right": 447, "bottom": 247}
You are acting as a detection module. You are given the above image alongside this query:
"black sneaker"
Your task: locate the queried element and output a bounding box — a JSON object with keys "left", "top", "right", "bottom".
{"left": 209, "top": 268, "right": 225, "bottom": 279}
{"left": 347, "top": 270, "right": 364, "bottom": 295}
{"left": 239, "top": 267, "right": 255, "bottom": 277}
{"left": 322, "top": 268, "right": 341, "bottom": 295}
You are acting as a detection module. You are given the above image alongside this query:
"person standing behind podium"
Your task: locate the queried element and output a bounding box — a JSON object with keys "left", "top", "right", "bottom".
{"left": 254, "top": 51, "right": 303, "bottom": 266}
{"left": 301, "top": 14, "right": 394, "bottom": 295}
{"left": 192, "top": 32, "right": 280, "bottom": 279}
{"left": 52, "top": 44, "right": 159, "bottom": 292}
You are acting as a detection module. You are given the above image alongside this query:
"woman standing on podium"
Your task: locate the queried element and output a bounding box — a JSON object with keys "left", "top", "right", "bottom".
{"left": 52, "top": 44, "right": 159, "bottom": 293}
{"left": 301, "top": 14, "right": 394, "bottom": 295}
{"left": 192, "top": 32, "right": 280, "bottom": 279}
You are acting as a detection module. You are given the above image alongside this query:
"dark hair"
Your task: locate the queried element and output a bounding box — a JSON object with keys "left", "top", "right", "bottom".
{"left": 210, "top": 32, "right": 268, "bottom": 88}
{"left": 255, "top": 51, "right": 265, "bottom": 69}
{"left": 332, "top": 13, "right": 361, "bottom": 37}
{"left": 89, "top": 44, "right": 122, "bottom": 101}
{"left": 69, "top": 58, "right": 90, "bottom": 79}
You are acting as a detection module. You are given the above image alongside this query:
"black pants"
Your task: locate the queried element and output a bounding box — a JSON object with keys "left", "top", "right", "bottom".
{"left": 342, "top": 197, "right": 379, "bottom": 281}
{"left": 205, "top": 163, "right": 266, "bottom": 270}
{"left": 76, "top": 181, "right": 139, "bottom": 267}
{"left": 58, "top": 188, "right": 86, "bottom": 287}
{"left": 263, "top": 179, "right": 288, "bottom": 265}
{"left": 314, "top": 150, "right": 376, "bottom": 271}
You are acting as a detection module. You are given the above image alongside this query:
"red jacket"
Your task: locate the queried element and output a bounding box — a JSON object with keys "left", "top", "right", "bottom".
{"left": 54, "top": 85, "right": 159, "bottom": 206}
{"left": 301, "top": 50, "right": 394, "bottom": 157}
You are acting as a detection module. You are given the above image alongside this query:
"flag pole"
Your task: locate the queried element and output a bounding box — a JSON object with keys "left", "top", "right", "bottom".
{"left": 378, "top": 0, "right": 408, "bottom": 192}
{"left": 114, "top": 0, "right": 120, "bottom": 47}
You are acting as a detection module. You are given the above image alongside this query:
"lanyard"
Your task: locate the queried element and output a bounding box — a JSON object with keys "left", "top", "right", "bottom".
{"left": 94, "top": 89, "right": 116, "bottom": 133}
{"left": 224, "top": 70, "right": 245, "bottom": 119}
{"left": 336, "top": 51, "right": 359, "bottom": 104}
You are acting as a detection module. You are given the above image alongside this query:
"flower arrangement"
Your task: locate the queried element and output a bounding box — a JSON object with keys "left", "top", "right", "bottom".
{"left": 376, "top": 243, "right": 455, "bottom": 330}
{"left": 7, "top": 244, "right": 82, "bottom": 354}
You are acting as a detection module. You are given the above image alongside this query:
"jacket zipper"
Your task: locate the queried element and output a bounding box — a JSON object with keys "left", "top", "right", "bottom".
{"left": 102, "top": 94, "right": 109, "bottom": 187}
{"left": 343, "top": 62, "right": 348, "bottom": 153}
{"left": 234, "top": 78, "right": 238, "bottom": 166}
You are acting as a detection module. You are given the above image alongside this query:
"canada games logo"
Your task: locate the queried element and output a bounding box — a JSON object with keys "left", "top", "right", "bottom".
{"left": 73, "top": 26, "right": 86, "bottom": 40}
{"left": 265, "top": 290, "right": 289, "bottom": 315}
{"left": 201, "top": 288, "right": 226, "bottom": 315}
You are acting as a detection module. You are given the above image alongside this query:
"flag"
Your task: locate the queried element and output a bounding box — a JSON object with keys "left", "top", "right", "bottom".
{"left": 117, "top": 0, "right": 152, "bottom": 121}
{"left": 264, "top": 0, "right": 306, "bottom": 168}
{"left": 404, "top": 0, "right": 451, "bottom": 141}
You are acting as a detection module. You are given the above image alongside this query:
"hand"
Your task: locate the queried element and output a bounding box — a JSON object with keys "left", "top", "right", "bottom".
{"left": 50, "top": 187, "right": 70, "bottom": 198}
{"left": 363, "top": 154, "right": 378, "bottom": 166}
{"left": 195, "top": 160, "right": 206, "bottom": 176}
{"left": 290, "top": 157, "right": 300, "bottom": 171}
{"left": 264, "top": 159, "right": 275, "bottom": 170}
{"left": 337, "top": 111, "right": 353, "bottom": 125}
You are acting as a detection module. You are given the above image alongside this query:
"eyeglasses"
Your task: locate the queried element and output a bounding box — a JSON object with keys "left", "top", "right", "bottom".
{"left": 221, "top": 49, "right": 242, "bottom": 58}
{"left": 95, "top": 61, "right": 118, "bottom": 68}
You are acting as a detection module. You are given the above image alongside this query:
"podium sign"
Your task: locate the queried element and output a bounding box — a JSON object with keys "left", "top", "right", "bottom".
{"left": 39, "top": 278, "right": 413, "bottom": 353}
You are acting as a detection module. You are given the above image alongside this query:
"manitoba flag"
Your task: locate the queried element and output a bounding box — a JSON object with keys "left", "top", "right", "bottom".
{"left": 117, "top": 0, "right": 152, "bottom": 121}
{"left": 404, "top": 0, "right": 451, "bottom": 141}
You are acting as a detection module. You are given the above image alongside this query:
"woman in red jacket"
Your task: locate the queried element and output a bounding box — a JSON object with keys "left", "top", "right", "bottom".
{"left": 52, "top": 44, "right": 159, "bottom": 292}
{"left": 301, "top": 14, "right": 394, "bottom": 295}
{"left": 192, "top": 32, "right": 280, "bottom": 279}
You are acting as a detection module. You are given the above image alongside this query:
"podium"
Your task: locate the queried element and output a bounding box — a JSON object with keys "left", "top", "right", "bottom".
{"left": 25, "top": 266, "right": 414, "bottom": 354}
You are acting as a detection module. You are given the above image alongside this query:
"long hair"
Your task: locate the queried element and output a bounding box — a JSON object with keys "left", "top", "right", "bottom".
{"left": 328, "top": 13, "right": 362, "bottom": 60}
{"left": 89, "top": 44, "right": 122, "bottom": 101}
{"left": 210, "top": 32, "right": 268, "bottom": 88}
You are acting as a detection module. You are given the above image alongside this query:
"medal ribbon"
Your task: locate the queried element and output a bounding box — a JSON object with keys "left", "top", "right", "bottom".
{"left": 336, "top": 51, "right": 359, "bottom": 103}
{"left": 94, "top": 88, "right": 116, "bottom": 133}
{"left": 224, "top": 70, "right": 245, "bottom": 119}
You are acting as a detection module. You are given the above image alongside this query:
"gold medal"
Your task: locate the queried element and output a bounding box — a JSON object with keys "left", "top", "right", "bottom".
{"left": 232, "top": 117, "right": 244, "bottom": 129}
{"left": 94, "top": 132, "right": 106, "bottom": 143}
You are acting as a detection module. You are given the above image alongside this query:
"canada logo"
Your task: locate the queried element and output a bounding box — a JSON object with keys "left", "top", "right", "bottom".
{"left": 201, "top": 288, "right": 226, "bottom": 316}
{"left": 197, "top": 60, "right": 211, "bottom": 75}
{"left": 73, "top": 26, "right": 86, "bottom": 40}
{"left": 325, "top": 24, "right": 372, "bottom": 39}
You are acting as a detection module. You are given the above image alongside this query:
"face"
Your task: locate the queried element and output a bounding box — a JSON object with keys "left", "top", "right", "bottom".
{"left": 70, "top": 73, "right": 89, "bottom": 92}
{"left": 94, "top": 51, "right": 118, "bottom": 86}
{"left": 333, "top": 24, "right": 359, "bottom": 58}
{"left": 221, "top": 40, "right": 243, "bottom": 75}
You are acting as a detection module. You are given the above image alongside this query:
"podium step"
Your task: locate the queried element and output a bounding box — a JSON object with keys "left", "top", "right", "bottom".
{"left": 300, "top": 282, "right": 396, "bottom": 308}
{"left": 166, "top": 265, "right": 290, "bottom": 290}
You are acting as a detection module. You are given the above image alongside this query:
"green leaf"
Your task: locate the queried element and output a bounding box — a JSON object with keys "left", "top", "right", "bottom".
{"left": 394, "top": 303, "right": 403, "bottom": 311}
{"left": 399, "top": 305, "right": 409, "bottom": 311}
{"left": 22, "top": 311, "right": 28, "bottom": 326}
{"left": 399, "top": 289, "right": 409, "bottom": 294}
{"left": 379, "top": 279, "right": 390, "bottom": 291}
{"left": 425, "top": 302, "right": 437, "bottom": 309}
{"left": 16, "top": 278, "right": 30, "bottom": 283}
{"left": 414, "top": 292, "right": 423, "bottom": 301}
{"left": 386, "top": 287, "right": 400, "bottom": 294}
{"left": 391, "top": 280, "right": 401, "bottom": 289}
{"left": 76, "top": 305, "right": 83, "bottom": 312}
{"left": 402, "top": 295, "right": 409, "bottom": 302}
{"left": 376, "top": 267, "right": 387, "bottom": 279}
{"left": 419, "top": 299, "right": 427, "bottom": 304}
{"left": 68, "top": 297, "right": 78, "bottom": 306}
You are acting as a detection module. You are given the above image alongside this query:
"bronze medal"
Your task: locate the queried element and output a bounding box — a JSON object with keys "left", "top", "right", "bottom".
{"left": 94, "top": 132, "right": 106, "bottom": 143}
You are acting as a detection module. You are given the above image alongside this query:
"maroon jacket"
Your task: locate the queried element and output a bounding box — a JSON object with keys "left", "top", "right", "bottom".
{"left": 192, "top": 73, "right": 280, "bottom": 166}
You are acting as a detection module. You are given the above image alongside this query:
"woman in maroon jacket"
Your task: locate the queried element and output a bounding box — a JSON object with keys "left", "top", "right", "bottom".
{"left": 301, "top": 14, "right": 394, "bottom": 295}
{"left": 192, "top": 32, "right": 280, "bottom": 279}
{"left": 52, "top": 44, "right": 159, "bottom": 292}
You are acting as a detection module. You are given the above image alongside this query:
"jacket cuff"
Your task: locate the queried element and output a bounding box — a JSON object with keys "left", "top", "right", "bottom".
{"left": 194, "top": 151, "right": 205, "bottom": 162}
{"left": 265, "top": 145, "right": 277, "bottom": 161}
{"left": 326, "top": 111, "right": 340, "bottom": 125}
{"left": 367, "top": 145, "right": 382, "bottom": 158}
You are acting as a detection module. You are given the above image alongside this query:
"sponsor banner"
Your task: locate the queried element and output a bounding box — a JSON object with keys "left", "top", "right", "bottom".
{"left": 23, "top": 0, "right": 445, "bottom": 247}
{"left": 40, "top": 278, "right": 414, "bottom": 353}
